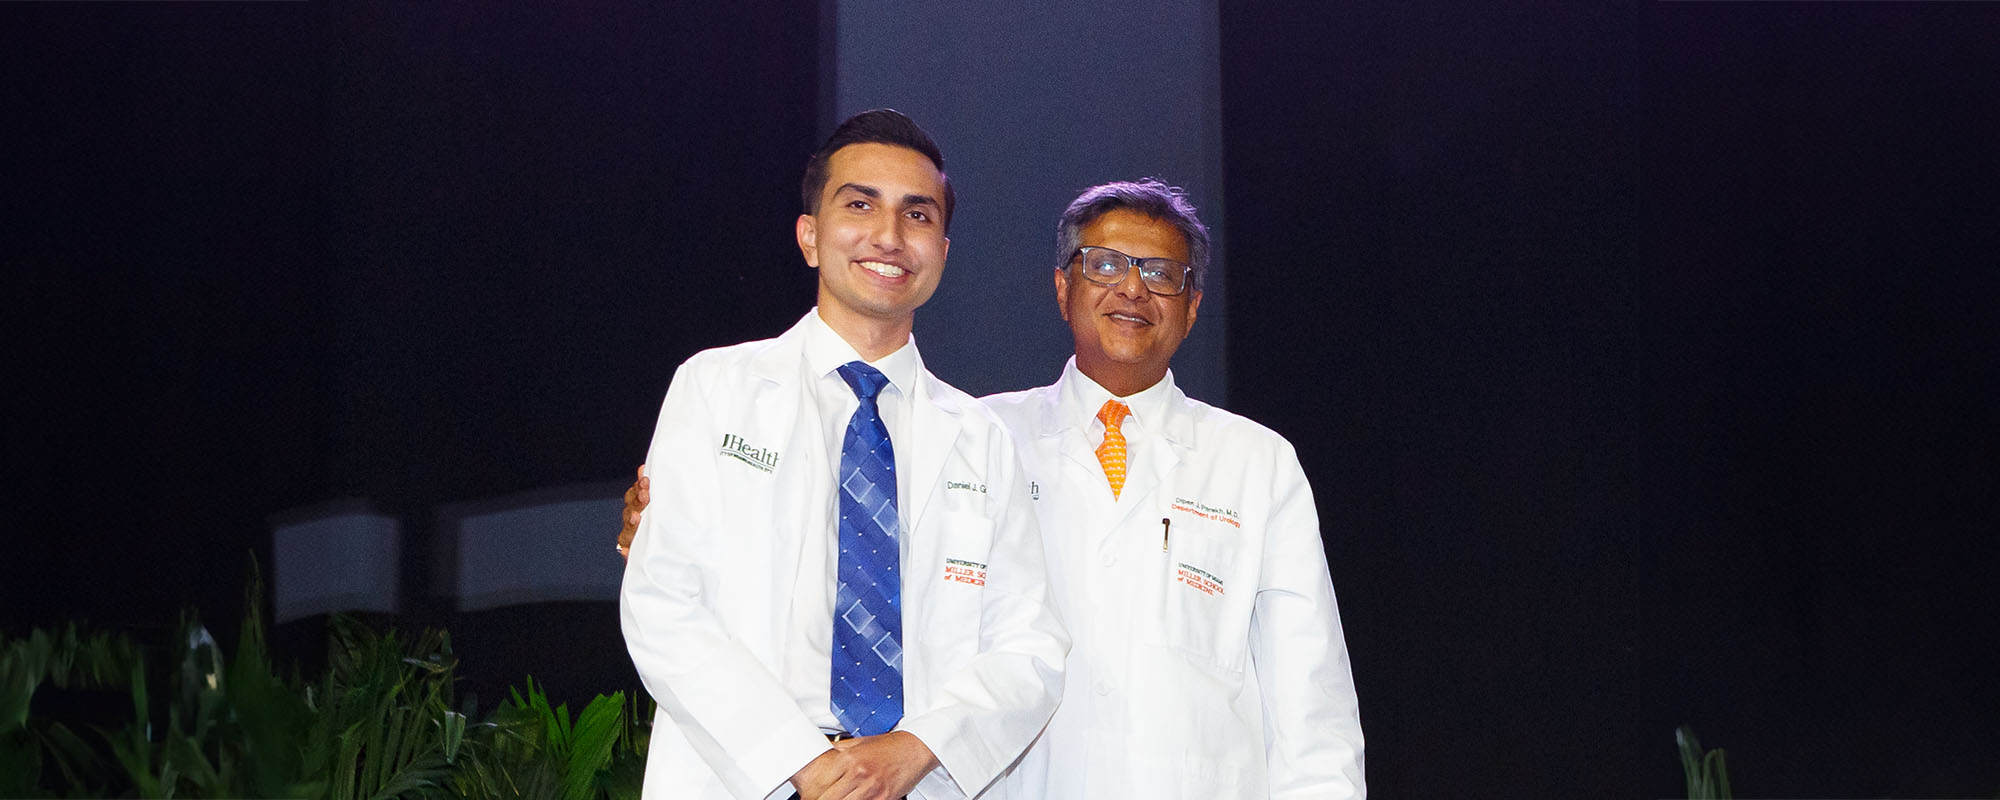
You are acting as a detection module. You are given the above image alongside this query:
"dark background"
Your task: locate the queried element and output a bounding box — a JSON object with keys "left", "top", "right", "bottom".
{"left": 5, "top": 2, "right": 1994, "bottom": 796}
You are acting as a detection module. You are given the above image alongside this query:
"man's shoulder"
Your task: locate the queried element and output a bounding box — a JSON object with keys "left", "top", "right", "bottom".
{"left": 977, "top": 384, "right": 1057, "bottom": 413}
{"left": 919, "top": 368, "right": 1014, "bottom": 430}
{"left": 978, "top": 384, "right": 1057, "bottom": 408}
{"left": 1179, "top": 394, "right": 1301, "bottom": 459}
{"left": 673, "top": 331, "right": 793, "bottom": 378}
{"left": 978, "top": 383, "right": 1058, "bottom": 437}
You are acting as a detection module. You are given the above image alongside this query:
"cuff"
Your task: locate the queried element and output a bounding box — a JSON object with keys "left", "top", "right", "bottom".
{"left": 898, "top": 717, "right": 971, "bottom": 800}
{"left": 743, "top": 725, "right": 836, "bottom": 799}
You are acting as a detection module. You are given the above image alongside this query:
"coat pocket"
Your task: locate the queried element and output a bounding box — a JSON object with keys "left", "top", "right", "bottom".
{"left": 1164, "top": 522, "right": 1248, "bottom": 672}
{"left": 921, "top": 515, "right": 995, "bottom": 652}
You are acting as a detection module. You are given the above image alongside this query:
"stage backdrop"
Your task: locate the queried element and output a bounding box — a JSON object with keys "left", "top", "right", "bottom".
{"left": 829, "top": 0, "right": 1229, "bottom": 405}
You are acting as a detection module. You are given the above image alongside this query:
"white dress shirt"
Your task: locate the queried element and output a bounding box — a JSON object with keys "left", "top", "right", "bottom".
{"left": 784, "top": 309, "right": 919, "bottom": 732}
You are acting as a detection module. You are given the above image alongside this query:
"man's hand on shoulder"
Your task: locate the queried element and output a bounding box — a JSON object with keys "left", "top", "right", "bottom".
{"left": 616, "top": 464, "right": 649, "bottom": 560}
{"left": 792, "top": 731, "right": 938, "bottom": 800}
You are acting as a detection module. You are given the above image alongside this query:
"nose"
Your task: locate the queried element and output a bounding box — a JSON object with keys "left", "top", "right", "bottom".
{"left": 1113, "top": 263, "right": 1150, "bottom": 299}
{"left": 867, "top": 212, "right": 906, "bottom": 252}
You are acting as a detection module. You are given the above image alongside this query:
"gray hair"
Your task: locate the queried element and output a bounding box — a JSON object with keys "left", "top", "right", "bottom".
{"left": 1054, "top": 179, "right": 1211, "bottom": 293}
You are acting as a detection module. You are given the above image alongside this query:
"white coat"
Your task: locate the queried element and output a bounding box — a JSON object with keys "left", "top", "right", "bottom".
{"left": 621, "top": 315, "right": 1069, "bottom": 800}
{"left": 984, "top": 361, "right": 1365, "bottom": 799}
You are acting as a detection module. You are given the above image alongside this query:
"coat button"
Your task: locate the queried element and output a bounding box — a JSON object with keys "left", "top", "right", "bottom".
{"left": 1094, "top": 680, "right": 1113, "bottom": 695}
{"left": 1100, "top": 552, "right": 1117, "bottom": 567}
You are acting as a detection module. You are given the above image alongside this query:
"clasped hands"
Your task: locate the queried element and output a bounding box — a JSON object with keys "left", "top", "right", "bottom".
{"left": 622, "top": 469, "right": 937, "bottom": 799}
{"left": 791, "top": 730, "right": 938, "bottom": 800}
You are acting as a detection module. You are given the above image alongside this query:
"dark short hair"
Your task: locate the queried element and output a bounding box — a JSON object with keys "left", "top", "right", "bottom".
{"left": 1055, "top": 179, "right": 1211, "bottom": 293}
{"left": 800, "top": 109, "right": 955, "bottom": 233}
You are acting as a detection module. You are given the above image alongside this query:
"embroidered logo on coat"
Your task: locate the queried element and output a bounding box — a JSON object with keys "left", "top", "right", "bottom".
{"left": 717, "top": 433, "right": 780, "bottom": 473}
{"left": 1175, "top": 562, "right": 1226, "bottom": 596}
{"left": 943, "top": 557, "right": 987, "bottom": 586}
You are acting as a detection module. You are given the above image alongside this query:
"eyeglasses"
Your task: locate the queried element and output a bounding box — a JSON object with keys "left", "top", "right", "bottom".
{"left": 1070, "top": 246, "right": 1193, "bottom": 296}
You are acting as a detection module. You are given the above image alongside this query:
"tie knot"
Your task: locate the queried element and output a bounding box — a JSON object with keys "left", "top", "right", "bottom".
{"left": 1097, "top": 399, "right": 1130, "bottom": 431}
{"left": 837, "top": 361, "right": 890, "bottom": 402}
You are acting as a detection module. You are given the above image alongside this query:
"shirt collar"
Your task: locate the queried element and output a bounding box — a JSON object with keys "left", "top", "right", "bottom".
{"left": 804, "top": 307, "right": 917, "bottom": 397}
{"left": 1058, "top": 356, "right": 1175, "bottom": 434}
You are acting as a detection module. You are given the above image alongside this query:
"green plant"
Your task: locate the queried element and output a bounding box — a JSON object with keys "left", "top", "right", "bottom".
{"left": 0, "top": 623, "right": 139, "bottom": 795}
{"left": 449, "top": 677, "right": 648, "bottom": 800}
{"left": 307, "top": 616, "right": 461, "bottom": 799}
{"left": 1676, "top": 724, "right": 1732, "bottom": 799}
{"left": 96, "top": 572, "right": 328, "bottom": 798}
{"left": 0, "top": 555, "right": 652, "bottom": 799}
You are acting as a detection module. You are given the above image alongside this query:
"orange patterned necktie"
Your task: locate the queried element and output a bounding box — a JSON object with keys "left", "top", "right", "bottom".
{"left": 1096, "top": 400, "right": 1131, "bottom": 499}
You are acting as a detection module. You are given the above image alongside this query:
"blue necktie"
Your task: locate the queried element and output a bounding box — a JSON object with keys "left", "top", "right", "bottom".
{"left": 832, "top": 361, "right": 903, "bottom": 736}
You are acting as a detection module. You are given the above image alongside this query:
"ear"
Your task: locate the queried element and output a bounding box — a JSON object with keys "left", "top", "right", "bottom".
{"left": 1054, "top": 267, "right": 1072, "bottom": 323}
{"left": 1183, "top": 288, "right": 1203, "bottom": 335}
{"left": 796, "top": 214, "right": 819, "bottom": 268}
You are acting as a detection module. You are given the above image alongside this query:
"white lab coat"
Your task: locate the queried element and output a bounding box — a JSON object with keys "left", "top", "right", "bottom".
{"left": 621, "top": 315, "right": 1069, "bottom": 800}
{"left": 984, "top": 361, "right": 1365, "bottom": 799}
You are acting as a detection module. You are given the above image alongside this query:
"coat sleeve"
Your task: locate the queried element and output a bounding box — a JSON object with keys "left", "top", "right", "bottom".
{"left": 898, "top": 425, "right": 1071, "bottom": 800}
{"left": 1250, "top": 441, "right": 1366, "bottom": 799}
{"left": 620, "top": 361, "right": 830, "bottom": 799}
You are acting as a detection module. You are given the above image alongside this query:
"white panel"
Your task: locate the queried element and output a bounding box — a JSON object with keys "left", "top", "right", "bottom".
{"left": 272, "top": 509, "right": 401, "bottom": 622}
{"left": 453, "top": 494, "right": 626, "bottom": 611}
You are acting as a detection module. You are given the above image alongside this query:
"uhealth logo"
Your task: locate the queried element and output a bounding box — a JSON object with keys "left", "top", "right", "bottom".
{"left": 718, "top": 433, "right": 780, "bottom": 473}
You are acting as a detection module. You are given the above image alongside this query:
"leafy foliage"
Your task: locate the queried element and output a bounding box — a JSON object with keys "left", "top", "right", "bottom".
{"left": 449, "top": 678, "right": 646, "bottom": 800}
{"left": 1676, "top": 724, "right": 1732, "bottom": 799}
{"left": 0, "top": 622, "right": 140, "bottom": 795}
{"left": 1, "top": 562, "right": 649, "bottom": 799}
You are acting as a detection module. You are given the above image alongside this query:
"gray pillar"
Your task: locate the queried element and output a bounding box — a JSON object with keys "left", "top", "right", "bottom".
{"left": 828, "top": 1, "right": 1226, "bottom": 404}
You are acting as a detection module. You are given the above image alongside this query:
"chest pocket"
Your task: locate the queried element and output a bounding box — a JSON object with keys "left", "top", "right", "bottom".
{"left": 922, "top": 516, "right": 994, "bottom": 655}
{"left": 1162, "top": 520, "right": 1251, "bottom": 673}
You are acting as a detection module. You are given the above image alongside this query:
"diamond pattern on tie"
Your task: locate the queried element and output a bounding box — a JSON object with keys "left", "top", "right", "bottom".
{"left": 832, "top": 361, "right": 903, "bottom": 736}
{"left": 1096, "top": 399, "right": 1131, "bottom": 499}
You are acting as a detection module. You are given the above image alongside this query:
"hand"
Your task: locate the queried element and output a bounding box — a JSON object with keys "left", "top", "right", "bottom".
{"left": 790, "top": 749, "right": 841, "bottom": 800}
{"left": 616, "top": 464, "right": 649, "bottom": 560}
{"left": 792, "top": 731, "right": 937, "bottom": 800}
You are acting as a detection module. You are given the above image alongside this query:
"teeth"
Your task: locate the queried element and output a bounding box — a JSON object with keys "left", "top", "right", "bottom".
{"left": 1109, "top": 312, "right": 1150, "bottom": 324}
{"left": 859, "top": 261, "right": 907, "bottom": 278}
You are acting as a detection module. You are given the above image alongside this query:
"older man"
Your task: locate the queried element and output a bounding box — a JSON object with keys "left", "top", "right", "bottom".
{"left": 983, "top": 180, "right": 1363, "bottom": 798}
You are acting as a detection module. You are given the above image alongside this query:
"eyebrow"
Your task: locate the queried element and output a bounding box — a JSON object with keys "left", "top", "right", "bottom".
{"left": 832, "top": 182, "right": 879, "bottom": 200}
{"left": 831, "top": 182, "right": 939, "bottom": 211}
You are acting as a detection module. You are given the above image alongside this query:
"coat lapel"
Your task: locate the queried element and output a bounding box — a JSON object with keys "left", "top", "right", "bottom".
{"left": 1115, "top": 423, "right": 1182, "bottom": 519}
{"left": 747, "top": 318, "right": 817, "bottom": 643}
{"left": 901, "top": 359, "right": 961, "bottom": 534}
{"left": 1120, "top": 382, "right": 1192, "bottom": 520}
{"left": 1108, "top": 379, "right": 1198, "bottom": 527}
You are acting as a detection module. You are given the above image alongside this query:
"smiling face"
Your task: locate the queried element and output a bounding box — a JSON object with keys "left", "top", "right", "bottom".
{"left": 1057, "top": 208, "right": 1202, "bottom": 396}
{"left": 797, "top": 142, "right": 950, "bottom": 351}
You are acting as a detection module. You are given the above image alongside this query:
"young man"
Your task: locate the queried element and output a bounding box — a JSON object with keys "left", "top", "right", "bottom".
{"left": 620, "top": 110, "right": 1067, "bottom": 800}
{"left": 621, "top": 179, "right": 1363, "bottom": 797}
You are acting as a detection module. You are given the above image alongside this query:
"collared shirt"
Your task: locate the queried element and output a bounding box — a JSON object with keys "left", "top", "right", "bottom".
{"left": 1060, "top": 361, "right": 1178, "bottom": 487}
{"left": 785, "top": 308, "right": 919, "bottom": 732}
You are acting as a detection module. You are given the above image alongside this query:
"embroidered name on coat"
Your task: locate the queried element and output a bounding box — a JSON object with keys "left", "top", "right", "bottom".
{"left": 1170, "top": 496, "right": 1241, "bottom": 529}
